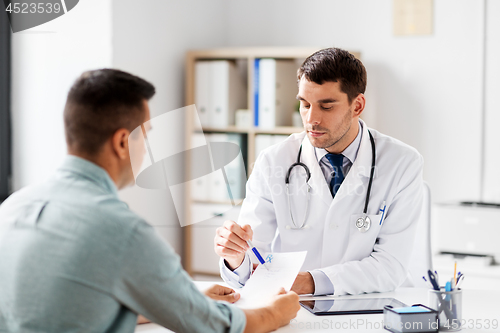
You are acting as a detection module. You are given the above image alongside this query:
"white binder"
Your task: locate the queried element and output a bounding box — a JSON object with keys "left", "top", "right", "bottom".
{"left": 258, "top": 59, "right": 297, "bottom": 128}
{"left": 194, "top": 61, "right": 211, "bottom": 129}
{"left": 190, "top": 204, "right": 241, "bottom": 274}
{"left": 255, "top": 134, "right": 273, "bottom": 160}
{"left": 207, "top": 134, "right": 230, "bottom": 202}
{"left": 190, "top": 133, "right": 209, "bottom": 201}
{"left": 210, "top": 61, "right": 247, "bottom": 128}
{"left": 272, "top": 134, "right": 289, "bottom": 146}
{"left": 224, "top": 134, "right": 246, "bottom": 201}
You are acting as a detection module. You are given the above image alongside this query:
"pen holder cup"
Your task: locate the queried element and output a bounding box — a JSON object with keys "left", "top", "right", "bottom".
{"left": 428, "top": 289, "right": 462, "bottom": 331}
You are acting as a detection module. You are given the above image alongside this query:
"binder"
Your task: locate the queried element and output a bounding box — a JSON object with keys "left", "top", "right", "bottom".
{"left": 254, "top": 58, "right": 260, "bottom": 126}
{"left": 207, "top": 134, "right": 229, "bottom": 201}
{"left": 272, "top": 135, "right": 289, "bottom": 146}
{"left": 258, "top": 59, "right": 298, "bottom": 128}
{"left": 190, "top": 133, "right": 209, "bottom": 201}
{"left": 224, "top": 134, "right": 247, "bottom": 201}
{"left": 255, "top": 134, "right": 273, "bottom": 160}
{"left": 254, "top": 135, "right": 290, "bottom": 160}
{"left": 190, "top": 204, "right": 242, "bottom": 274}
{"left": 194, "top": 61, "right": 211, "bottom": 129}
{"left": 210, "top": 61, "right": 247, "bottom": 128}
{"left": 206, "top": 133, "right": 247, "bottom": 203}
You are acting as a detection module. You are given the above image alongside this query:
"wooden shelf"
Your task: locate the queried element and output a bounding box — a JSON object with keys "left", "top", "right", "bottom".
{"left": 187, "top": 47, "right": 326, "bottom": 60}
{"left": 187, "top": 47, "right": 360, "bottom": 61}
{"left": 195, "top": 126, "right": 304, "bottom": 135}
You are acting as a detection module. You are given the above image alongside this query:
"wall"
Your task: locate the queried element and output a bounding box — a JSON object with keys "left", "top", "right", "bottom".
{"left": 225, "top": 0, "right": 486, "bottom": 204}
{"left": 483, "top": 0, "right": 500, "bottom": 203}
{"left": 11, "top": 0, "right": 113, "bottom": 189}
{"left": 112, "top": 0, "right": 229, "bottom": 255}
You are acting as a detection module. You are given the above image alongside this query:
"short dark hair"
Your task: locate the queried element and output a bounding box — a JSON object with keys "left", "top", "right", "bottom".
{"left": 63, "top": 69, "right": 155, "bottom": 155}
{"left": 298, "top": 48, "right": 367, "bottom": 103}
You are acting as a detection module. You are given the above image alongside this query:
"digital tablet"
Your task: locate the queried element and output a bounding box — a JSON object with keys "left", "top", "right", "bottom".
{"left": 300, "top": 298, "right": 407, "bottom": 315}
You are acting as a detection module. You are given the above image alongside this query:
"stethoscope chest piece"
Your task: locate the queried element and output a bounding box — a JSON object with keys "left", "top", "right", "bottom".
{"left": 356, "top": 215, "right": 371, "bottom": 233}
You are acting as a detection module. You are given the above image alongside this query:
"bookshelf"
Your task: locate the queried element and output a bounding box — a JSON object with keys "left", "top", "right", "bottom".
{"left": 183, "top": 47, "right": 360, "bottom": 276}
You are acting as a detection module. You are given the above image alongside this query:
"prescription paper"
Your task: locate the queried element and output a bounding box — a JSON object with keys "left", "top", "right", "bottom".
{"left": 236, "top": 251, "right": 307, "bottom": 309}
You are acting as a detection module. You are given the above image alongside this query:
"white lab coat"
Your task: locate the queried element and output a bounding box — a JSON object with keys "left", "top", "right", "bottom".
{"left": 221, "top": 120, "right": 424, "bottom": 295}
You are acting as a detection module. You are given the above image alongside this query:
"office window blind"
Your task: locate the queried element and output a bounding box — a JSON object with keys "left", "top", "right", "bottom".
{"left": 0, "top": 12, "right": 11, "bottom": 201}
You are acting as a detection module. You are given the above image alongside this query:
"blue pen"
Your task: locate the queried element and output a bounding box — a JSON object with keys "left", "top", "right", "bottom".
{"left": 379, "top": 201, "right": 386, "bottom": 225}
{"left": 247, "top": 240, "right": 269, "bottom": 270}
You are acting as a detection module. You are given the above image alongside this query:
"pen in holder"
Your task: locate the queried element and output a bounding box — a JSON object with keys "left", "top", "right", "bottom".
{"left": 428, "top": 288, "right": 462, "bottom": 331}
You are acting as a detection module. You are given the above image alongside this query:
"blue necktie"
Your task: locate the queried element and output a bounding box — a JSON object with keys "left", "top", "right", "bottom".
{"left": 325, "top": 153, "right": 344, "bottom": 197}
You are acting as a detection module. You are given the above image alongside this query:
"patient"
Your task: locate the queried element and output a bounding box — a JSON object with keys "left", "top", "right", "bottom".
{"left": 0, "top": 69, "right": 299, "bottom": 333}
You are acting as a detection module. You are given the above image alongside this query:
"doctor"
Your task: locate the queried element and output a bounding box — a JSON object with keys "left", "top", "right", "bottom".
{"left": 214, "top": 48, "right": 424, "bottom": 296}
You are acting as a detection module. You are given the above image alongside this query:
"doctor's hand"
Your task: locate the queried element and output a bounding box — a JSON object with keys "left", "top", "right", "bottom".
{"left": 214, "top": 220, "right": 253, "bottom": 270}
{"left": 204, "top": 284, "right": 241, "bottom": 303}
{"left": 291, "top": 272, "right": 315, "bottom": 295}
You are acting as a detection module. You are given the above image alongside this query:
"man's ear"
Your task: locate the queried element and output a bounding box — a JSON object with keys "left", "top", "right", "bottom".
{"left": 111, "top": 128, "right": 130, "bottom": 160}
{"left": 352, "top": 93, "right": 366, "bottom": 117}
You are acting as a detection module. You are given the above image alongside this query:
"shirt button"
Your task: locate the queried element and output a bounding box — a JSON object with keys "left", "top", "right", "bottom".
{"left": 330, "top": 224, "right": 338, "bottom": 230}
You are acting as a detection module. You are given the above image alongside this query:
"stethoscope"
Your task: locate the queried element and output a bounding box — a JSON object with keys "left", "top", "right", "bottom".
{"left": 285, "top": 130, "right": 376, "bottom": 233}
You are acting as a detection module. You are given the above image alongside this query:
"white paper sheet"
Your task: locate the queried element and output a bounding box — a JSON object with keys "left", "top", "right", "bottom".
{"left": 235, "top": 251, "right": 307, "bottom": 309}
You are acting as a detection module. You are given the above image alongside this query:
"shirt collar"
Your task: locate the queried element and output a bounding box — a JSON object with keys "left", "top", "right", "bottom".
{"left": 315, "top": 120, "right": 363, "bottom": 164}
{"left": 58, "top": 155, "right": 119, "bottom": 197}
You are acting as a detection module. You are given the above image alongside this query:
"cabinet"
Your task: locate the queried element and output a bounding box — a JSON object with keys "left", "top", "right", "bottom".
{"left": 183, "top": 47, "right": 360, "bottom": 275}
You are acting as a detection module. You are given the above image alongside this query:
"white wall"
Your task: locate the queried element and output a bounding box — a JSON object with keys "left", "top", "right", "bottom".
{"left": 225, "top": 0, "right": 486, "bottom": 204}
{"left": 11, "top": 0, "right": 112, "bottom": 189}
{"left": 483, "top": 0, "right": 500, "bottom": 203}
{"left": 112, "top": 0, "right": 230, "bottom": 255}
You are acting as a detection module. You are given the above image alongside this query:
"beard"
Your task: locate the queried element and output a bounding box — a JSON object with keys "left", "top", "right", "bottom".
{"left": 306, "top": 106, "right": 353, "bottom": 150}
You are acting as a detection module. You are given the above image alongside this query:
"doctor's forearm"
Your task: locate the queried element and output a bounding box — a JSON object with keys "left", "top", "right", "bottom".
{"left": 225, "top": 256, "right": 245, "bottom": 271}
{"left": 291, "top": 272, "right": 315, "bottom": 295}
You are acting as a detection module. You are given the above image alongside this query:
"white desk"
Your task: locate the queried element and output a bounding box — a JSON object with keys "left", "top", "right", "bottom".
{"left": 136, "top": 282, "right": 499, "bottom": 333}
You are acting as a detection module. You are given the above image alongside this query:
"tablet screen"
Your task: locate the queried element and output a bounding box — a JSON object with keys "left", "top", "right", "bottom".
{"left": 300, "top": 298, "right": 407, "bottom": 315}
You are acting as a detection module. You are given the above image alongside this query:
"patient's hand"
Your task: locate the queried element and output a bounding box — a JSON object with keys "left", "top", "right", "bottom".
{"left": 137, "top": 315, "right": 150, "bottom": 324}
{"left": 204, "top": 284, "right": 241, "bottom": 303}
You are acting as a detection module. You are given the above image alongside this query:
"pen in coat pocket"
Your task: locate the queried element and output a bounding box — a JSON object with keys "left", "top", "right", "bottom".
{"left": 379, "top": 201, "right": 386, "bottom": 225}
